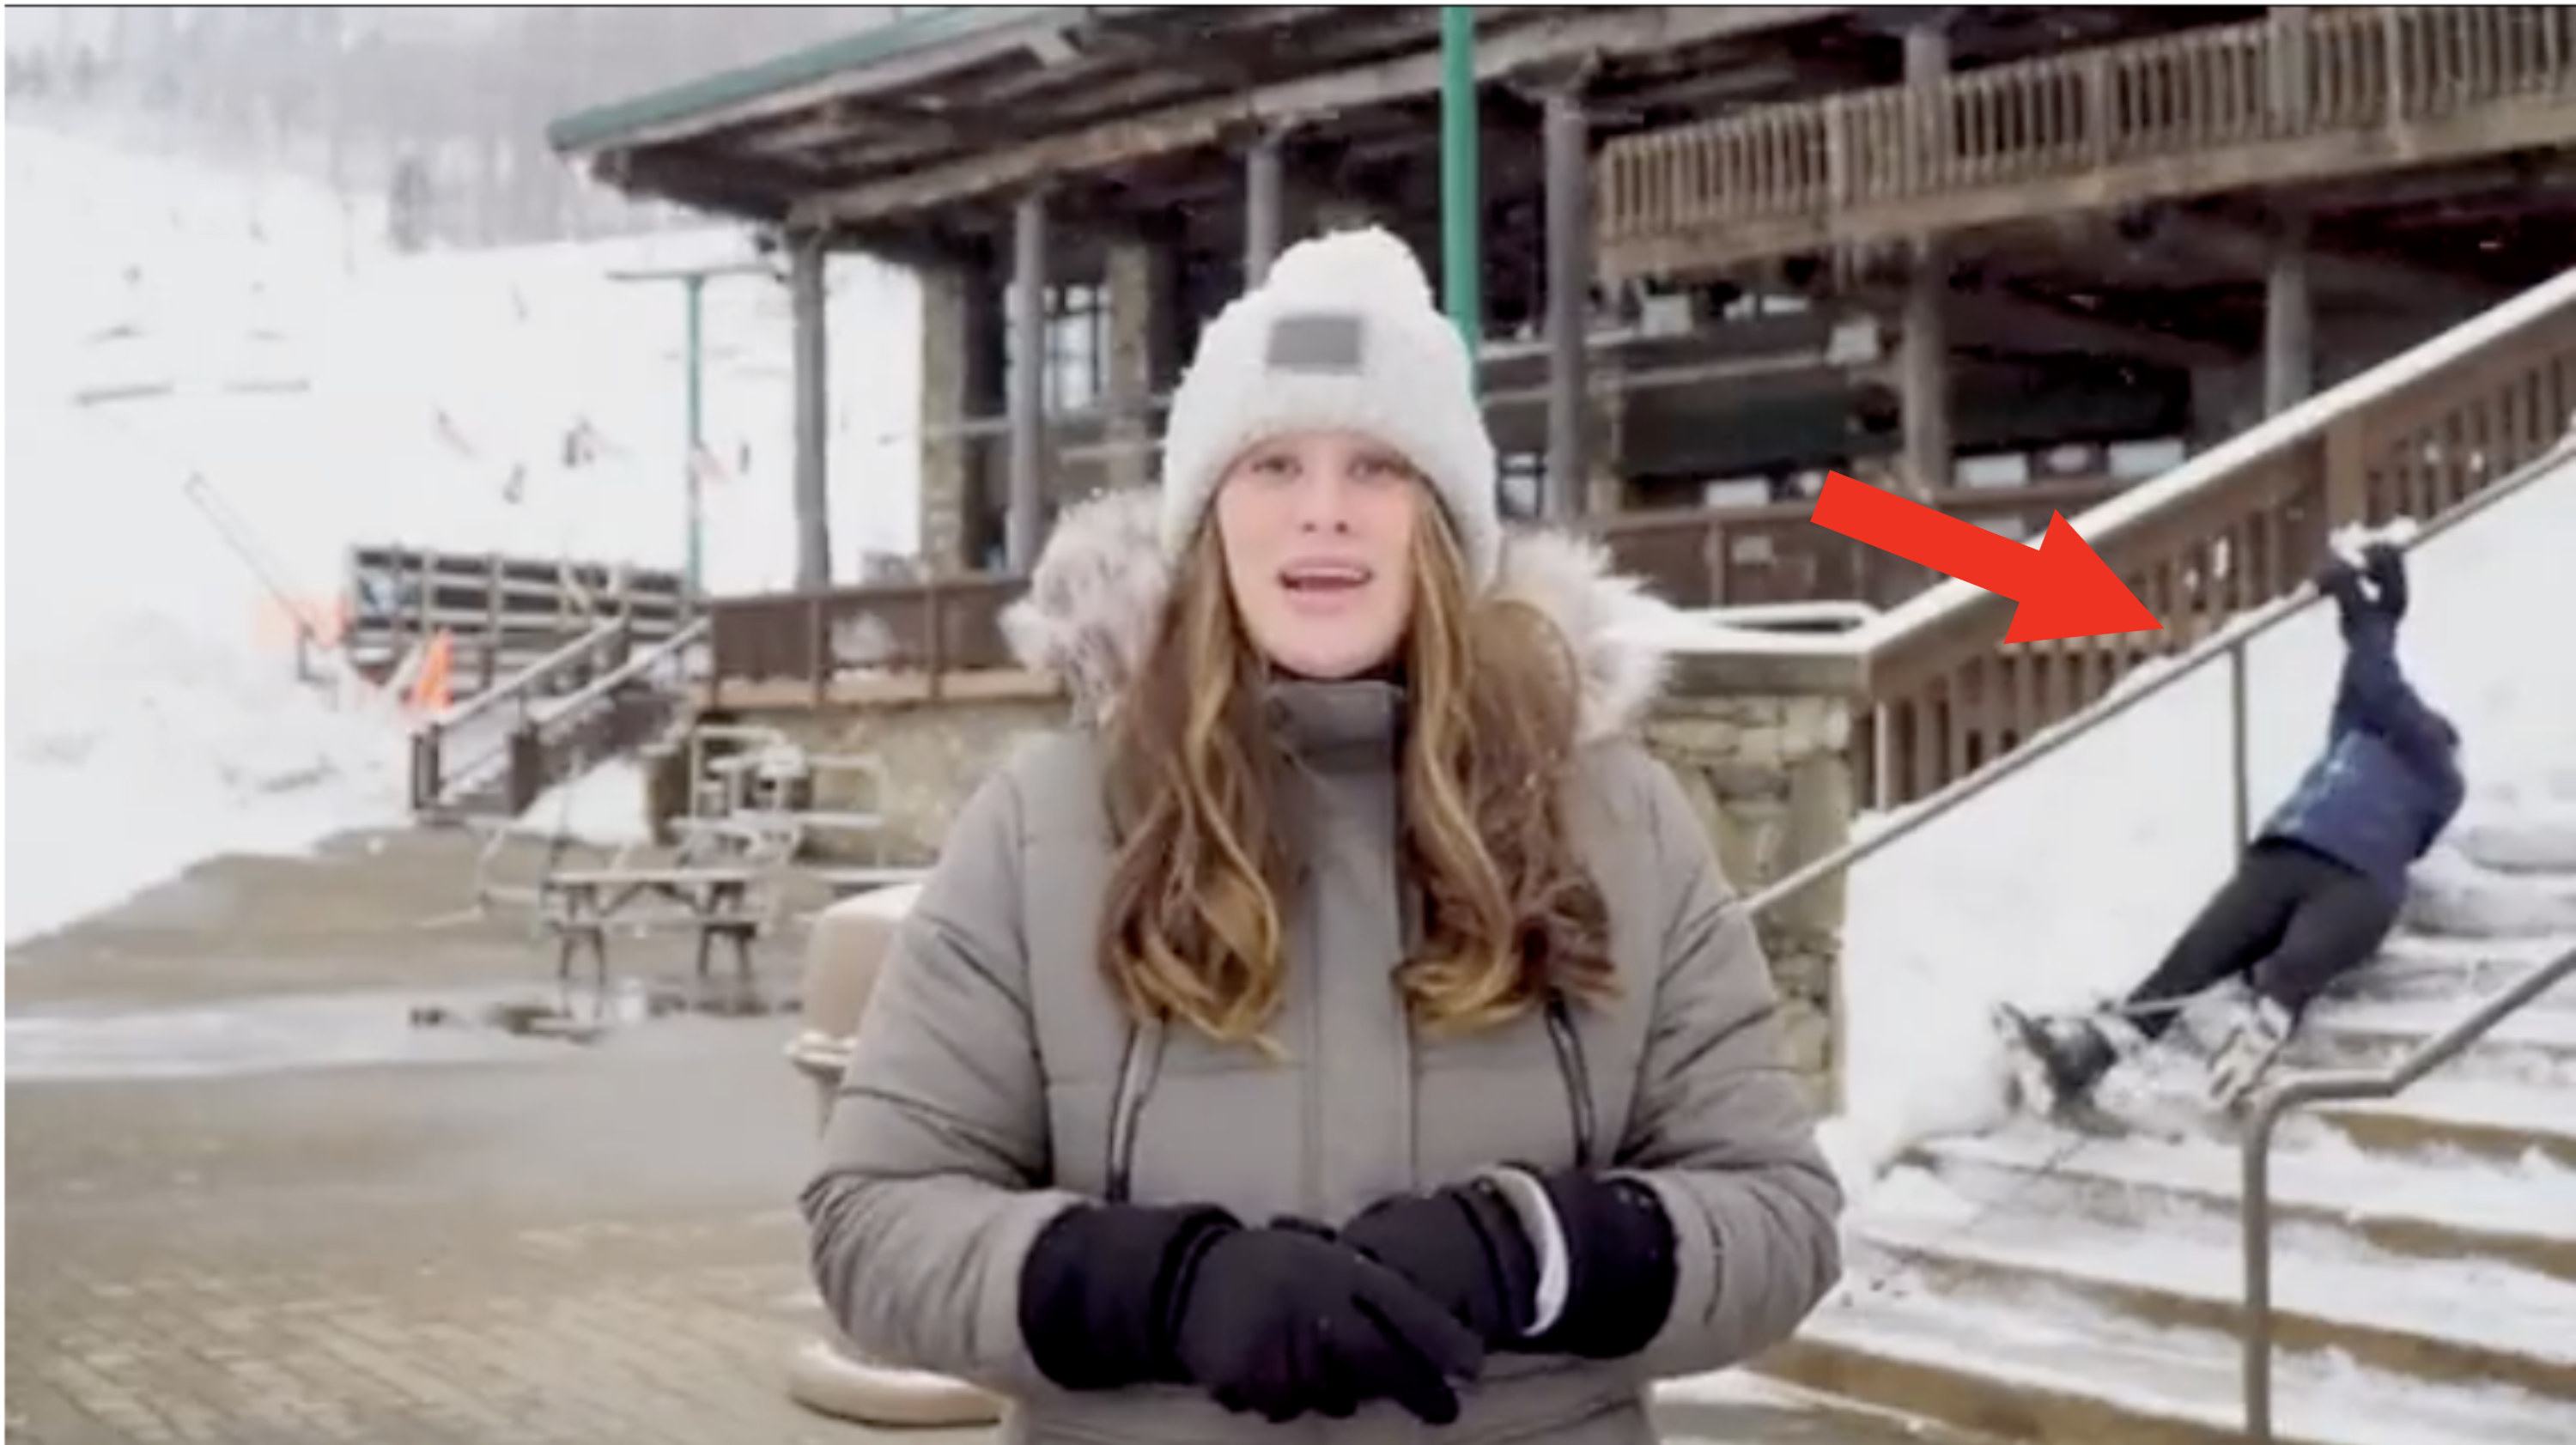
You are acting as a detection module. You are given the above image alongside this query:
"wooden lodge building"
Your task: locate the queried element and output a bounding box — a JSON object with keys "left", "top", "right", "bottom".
{"left": 544, "top": 5, "right": 2576, "bottom": 789}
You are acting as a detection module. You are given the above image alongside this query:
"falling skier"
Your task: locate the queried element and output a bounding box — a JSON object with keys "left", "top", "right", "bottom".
{"left": 2003, "top": 542, "right": 2465, "bottom": 1123}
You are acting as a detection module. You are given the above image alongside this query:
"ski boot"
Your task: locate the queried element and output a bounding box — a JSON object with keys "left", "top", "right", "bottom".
{"left": 1996, "top": 1003, "right": 2146, "bottom": 1135}
{"left": 2205, "top": 994, "right": 2294, "bottom": 1112}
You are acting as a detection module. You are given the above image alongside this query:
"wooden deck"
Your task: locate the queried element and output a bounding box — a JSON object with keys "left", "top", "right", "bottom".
{"left": 1598, "top": 7, "right": 2576, "bottom": 282}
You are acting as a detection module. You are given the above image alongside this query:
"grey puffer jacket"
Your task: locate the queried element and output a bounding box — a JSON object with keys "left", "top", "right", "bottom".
{"left": 802, "top": 488, "right": 1844, "bottom": 1443}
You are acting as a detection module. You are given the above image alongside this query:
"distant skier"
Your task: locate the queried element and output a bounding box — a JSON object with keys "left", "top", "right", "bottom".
{"left": 2006, "top": 542, "right": 2464, "bottom": 1116}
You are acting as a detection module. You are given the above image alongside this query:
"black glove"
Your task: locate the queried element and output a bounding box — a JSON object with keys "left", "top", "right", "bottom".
{"left": 2360, "top": 542, "right": 2409, "bottom": 622}
{"left": 2312, "top": 551, "right": 2365, "bottom": 611}
{"left": 1339, "top": 1178, "right": 1540, "bottom": 1345}
{"left": 1345, "top": 1170, "right": 1680, "bottom": 1363}
{"left": 1018, "top": 1203, "right": 1485, "bottom": 1425}
{"left": 2312, "top": 551, "right": 2375, "bottom": 640}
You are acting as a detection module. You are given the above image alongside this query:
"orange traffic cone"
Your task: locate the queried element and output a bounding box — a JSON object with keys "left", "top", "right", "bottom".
{"left": 410, "top": 629, "right": 454, "bottom": 715}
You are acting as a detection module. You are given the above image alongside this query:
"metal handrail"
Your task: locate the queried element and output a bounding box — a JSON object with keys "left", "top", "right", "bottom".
{"left": 2239, "top": 944, "right": 2576, "bottom": 1442}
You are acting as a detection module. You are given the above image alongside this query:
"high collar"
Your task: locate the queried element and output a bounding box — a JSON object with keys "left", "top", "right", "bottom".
{"left": 999, "top": 487, "right": 1685, "bottom": 746}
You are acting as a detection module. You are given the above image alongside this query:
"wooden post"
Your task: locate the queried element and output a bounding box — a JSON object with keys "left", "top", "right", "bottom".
{"left": 1244, "top": 133, "right": 1284, "bottom": 287}
{"left": 1543, "top": 82, "right": 1590, "bottom": 523}
{"left": 1006, "top": 190, "right": 1050, "bottom": 574}
{"left": 2263, "top": 209, "right": 2314, "bottom": 416}
{"left": 486, "top": 553, "right": 507, "bottom": 695}
{"left": 791, "top": 233, "right": 834, "bottom": 592}
{"left": 807, "top": 593, "right": 829, "bottom": 709}
{"left": 1897, "top": 20, "right": 1953, "bottom": 505}
{"left": 506, "top": 723, "right": 543, "bottom": 816}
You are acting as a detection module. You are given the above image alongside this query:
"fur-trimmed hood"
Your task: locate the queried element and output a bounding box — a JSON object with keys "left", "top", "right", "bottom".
{"left": 998, "top": 486, "right": 1683, "bottom": 744}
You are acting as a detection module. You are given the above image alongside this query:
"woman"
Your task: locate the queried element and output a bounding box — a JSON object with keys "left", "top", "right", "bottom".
{"left": 801, "top": 228, "right": 1844, "bottom": 1442}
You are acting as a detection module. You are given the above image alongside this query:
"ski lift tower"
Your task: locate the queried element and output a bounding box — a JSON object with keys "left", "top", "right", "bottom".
{"left": 607, "top": 253, "right": 781, "bottom": 615}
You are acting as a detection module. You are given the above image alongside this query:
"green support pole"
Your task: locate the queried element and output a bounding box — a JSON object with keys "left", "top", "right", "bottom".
{"left": 608, "top": 258, "right": 767, "bottom": 614}
{"left": 682, "top": 274, "right": 707, "bottom": 607}
{"left": 1439, "top": 5, "right": 1481, "bottom": 386}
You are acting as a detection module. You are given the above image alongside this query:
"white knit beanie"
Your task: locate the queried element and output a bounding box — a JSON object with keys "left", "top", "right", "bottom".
{"left": 1156, "top": 227, "right": 1503, "bottom": 589}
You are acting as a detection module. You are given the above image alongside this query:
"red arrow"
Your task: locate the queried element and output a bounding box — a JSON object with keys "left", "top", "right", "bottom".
{"left": 1810, "top": 471, "right": 2163, "bottom": 643}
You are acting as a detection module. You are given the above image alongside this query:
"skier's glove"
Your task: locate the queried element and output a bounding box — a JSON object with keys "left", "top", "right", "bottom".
{"left": 2359, "top": 542, "right": 2409, "bottom": 623}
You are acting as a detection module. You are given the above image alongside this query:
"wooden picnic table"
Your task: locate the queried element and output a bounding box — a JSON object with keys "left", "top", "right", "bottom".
{"left": 538, "top": 865, "right": 764, "bottom": 1009}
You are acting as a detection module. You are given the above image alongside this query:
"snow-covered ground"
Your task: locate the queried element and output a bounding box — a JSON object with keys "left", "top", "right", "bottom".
{"left": 1826, "top": 443, "right": 2576, "bottom": 1183}
{"left": 510, "top": 758, "right": 658, "bottom": 852}
{"left": 4, "top": 126, "right": 922, "bottom": 944}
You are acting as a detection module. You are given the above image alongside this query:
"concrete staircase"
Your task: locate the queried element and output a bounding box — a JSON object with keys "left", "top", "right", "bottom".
{"left": 1768, "top": 803, "right": 2576, "bottom": 1445}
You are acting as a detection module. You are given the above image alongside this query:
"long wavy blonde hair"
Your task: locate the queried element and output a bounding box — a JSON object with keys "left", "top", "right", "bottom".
{"left": 1097, "top": 500, "right": 1617, "bottom": 1052}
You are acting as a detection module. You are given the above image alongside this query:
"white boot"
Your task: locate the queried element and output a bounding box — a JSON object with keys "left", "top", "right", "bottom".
{"left": 2206, "top": 995, "right": 2295, "bottom": 1110}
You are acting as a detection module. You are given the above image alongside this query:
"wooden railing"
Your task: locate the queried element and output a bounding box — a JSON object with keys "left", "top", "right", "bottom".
{"left": 1859, "top": 266, "right": 2576, "bottom": 807}
{"left": 1592, "top": 478, "right": 2122, "bottom": 614}
{"left": 410, "top": 617, "right": 707, "bottom": 819}
{"left": 699, "top": 480, "right": 2127, "bottom": 701}
{"left": 708, "top": 574, "right": 1027, "bottom": 703}
{"left": 1599, "top": 7, "right": 2576, "bottom": 280}
{"left": 345, "top": 543, "right": 687, "bottom": 701}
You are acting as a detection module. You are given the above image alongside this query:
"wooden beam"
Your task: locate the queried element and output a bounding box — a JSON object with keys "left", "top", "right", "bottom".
{"left": 1944, "top": 283, "right": 2245, "bottom": 369}
{"left": 2146, "top": 211, "right": 2512, "bottom": 314}
{"left": 585, "top": 9, "right": 1108, "bottom": 155}
{"left": 602, "top": 148, "right": 805, "bottom": 224}
{"left": 744, "top": 9, "right": 1433, "bottom": 165}
{"left": 740, "top": 95, "right": 1030, "bottom": 157}
{"left": 792, "top": 6, "right": 1851, "bottom": 227}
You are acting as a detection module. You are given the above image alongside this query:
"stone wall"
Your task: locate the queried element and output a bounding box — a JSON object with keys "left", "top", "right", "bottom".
{"left": 916, "top": 263, "right": 972, "bottom": 574}
{"left": 1102, "top": 239, "right": 1157, "bottom": 491}
{"left": 1642, "top": 650, "right": 1864, "bottom": 1112}
{"left": 742, "top": 680, "right": 1070, "bottom": 865}
{"left": 744, "top": 647, "right": 1863, "bottom": 1107}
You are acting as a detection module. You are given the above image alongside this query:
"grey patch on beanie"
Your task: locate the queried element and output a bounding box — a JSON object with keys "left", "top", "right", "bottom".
{"left": 1264, "top": 311, "right": 1368, "bottom": 374}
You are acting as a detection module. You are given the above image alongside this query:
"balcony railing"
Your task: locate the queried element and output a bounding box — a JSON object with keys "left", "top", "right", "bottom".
{"left": 1598, "top": 7, "right": 2576, "bottom": 280}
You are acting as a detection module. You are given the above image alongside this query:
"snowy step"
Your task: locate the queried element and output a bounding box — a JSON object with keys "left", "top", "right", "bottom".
{"left": 1913, "top": 1125, "right": 2576, "bottom": 1284}
{"left": 2403, "top": 863, "right": 2576, "bottom": 939}
{"left": 2453, "top": 810, "right": 2576, "bottom": 875}
{"left": 2296, "top": 989, "right": 2576, "bottom": 1088}
{"left": 1844, "top": 1191, "right": 2576, "bottom": 1406}
{"left": 2329, "top": 932, "right": 2576, "bottom": 1009}
{"left": 1768, "top": 1273, "right": 2574, "bottom": 1445}
{"left": 1649, "top": 1372, "right": 2001, "bottom": 1445}
{"left": 2312, "top": 1078, "right": 2576, "bottom": 1169}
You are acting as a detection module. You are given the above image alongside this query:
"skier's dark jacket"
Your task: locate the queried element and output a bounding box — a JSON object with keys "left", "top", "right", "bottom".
{"left": 2257, "top": 606, "right": 2464, "bottom": 902}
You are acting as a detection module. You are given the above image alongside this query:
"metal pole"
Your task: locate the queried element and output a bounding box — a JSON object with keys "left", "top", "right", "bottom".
{"left": 683, "top": 275, "right": 707, "bottom": 607}
{"left": 1439, "top": 6, "right": 1482, "bottom": 381}
{"left": 605, "top": 258, "right": 773, "bottom": 611}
